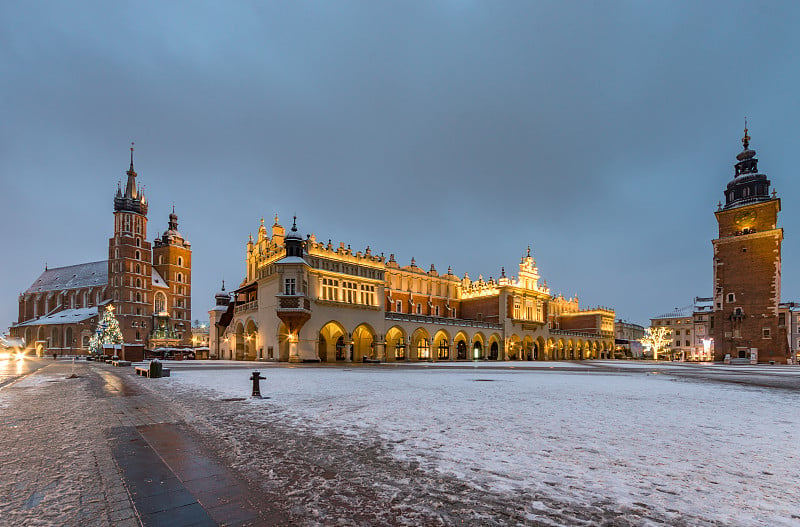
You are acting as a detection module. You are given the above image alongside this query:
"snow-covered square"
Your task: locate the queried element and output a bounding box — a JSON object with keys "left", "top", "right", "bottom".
{"left": 152, "top": 362, "right": 800, "bottom": 526}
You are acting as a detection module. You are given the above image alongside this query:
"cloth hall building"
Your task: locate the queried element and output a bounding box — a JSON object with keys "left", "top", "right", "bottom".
{"left": 210, "top": 217, "right": 614, "bottom": 363}
{"left": 10, "top": 148, "right": 192, "bottom": 355}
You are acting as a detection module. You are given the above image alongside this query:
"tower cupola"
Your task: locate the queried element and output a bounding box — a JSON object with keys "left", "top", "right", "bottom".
{"left": 284, "top": 216, "right": 304, "bottom": 258}
{"left": 723, "top": 123, "right": 773, "bottom": 210}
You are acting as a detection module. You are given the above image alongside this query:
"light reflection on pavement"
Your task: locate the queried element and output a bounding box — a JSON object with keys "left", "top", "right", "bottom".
{"left": 0, "top": 358, "right": 49, "bottom": 389}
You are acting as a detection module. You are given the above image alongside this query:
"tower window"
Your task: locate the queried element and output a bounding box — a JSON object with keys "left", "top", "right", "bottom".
{"left": 177, "top": 273, "right": 183, "bottom": 283}
{"left": 135, "top": 250, "right": 141, "bottom": 260}
{"left": 136, "top": 238, "right": 141, "bottom": 247}
{"left": 762, "top": 328, "right": 771, "bottom": 338}
{"left": 178, "top": 257, "right": 183, "bottom": 267}
{"left": 727, "top": 293, "right": 735, "bottom": 303}
{"left": 284, "top": 278, "right": 296, "bottom": 295}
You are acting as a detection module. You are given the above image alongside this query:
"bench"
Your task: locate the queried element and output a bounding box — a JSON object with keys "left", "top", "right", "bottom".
{"left": 112, "top": 360, "right": 131, "bottom": 367}
{"left": 135, "top": 366, "right": 171, "bottom": 378}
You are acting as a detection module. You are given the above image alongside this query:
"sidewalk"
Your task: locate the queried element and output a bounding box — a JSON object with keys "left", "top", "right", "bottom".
{"left": 0, "top": 361, "right": 138, "bottom": 526}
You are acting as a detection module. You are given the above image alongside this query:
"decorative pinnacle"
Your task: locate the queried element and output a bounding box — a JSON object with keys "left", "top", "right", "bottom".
{"left": 742, "top": 117, "right": 750, "bottom": 150}
{"left": 292, "top": 216, "right": 297, "bottom": 231}
{"left": 129, "top": 142, "right": 135, "bottom": 171}
{"left": 221, "top": 280, "right": 225, "bottom": 291}
{"left": 527, "top": 246, "right": 531, "bottom": 258}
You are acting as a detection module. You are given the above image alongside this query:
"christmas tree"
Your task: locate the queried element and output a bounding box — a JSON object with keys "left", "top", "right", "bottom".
{"left": 89, "top": 304, "right": 124, "bottom": 355}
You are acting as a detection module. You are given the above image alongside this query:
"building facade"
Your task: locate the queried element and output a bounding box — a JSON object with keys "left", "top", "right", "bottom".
{"left": 614, "top": 320, "right": 645, "bottom": 358}
{"left": 651, "top": 297, "right": 714, "bottom": 361}
{"left": 711, "top": 127, "right": 789, "bottom": 363}
{"left": 210, "top": 217, "right": 615, "bottom": 362}
{"left": 10, "top": 147, "right": 192, "bottom": 355}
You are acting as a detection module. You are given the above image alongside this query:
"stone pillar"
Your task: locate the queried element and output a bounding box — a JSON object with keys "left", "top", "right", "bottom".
{"left": 375, "top": 340, "right": 386, "bottom": 361}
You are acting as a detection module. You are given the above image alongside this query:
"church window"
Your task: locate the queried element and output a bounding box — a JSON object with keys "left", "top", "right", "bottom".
{"left": 135, "top": 250, "right": 141, "bottom": 260}
{"left": 115, "top": 249, "right": 119, "bottom": 259}
{"left": 136, "top": 238, "right": 141, "bottom": 247}
{"left": 435, "top": 305, "right": 440, "bottom": 316}
{"left": 155, "top": 292, "right": 166, "bottom": 313}
{"left": 396, "top": 300, "right": 402, "bottom": 313}
{"left": 135, "top": 264, "right": 140, "bottom": 274}
{"left": 177, "top": 273, "right": 183, "bottom": 283}
{"left": 136, "top": 278, "right": 142, "bottom": 288}
{"left": 136, "top": 292, "right": 141, "bottom": 302}
{"left": 416, "top": 303, "right": 422, "bottom": 315}
{"left": 178, "top": 257, "right": 183, "bottom": 267}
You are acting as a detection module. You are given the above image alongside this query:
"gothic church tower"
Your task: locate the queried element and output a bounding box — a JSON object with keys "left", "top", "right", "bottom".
{"left": 712, "top": 126, "right": 789, "bottom": 363}
{"left": 108, "top": 144, "right": 152, "bottom": 343}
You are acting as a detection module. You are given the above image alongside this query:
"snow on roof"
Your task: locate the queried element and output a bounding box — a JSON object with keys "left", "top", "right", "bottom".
{"left": 652, "top": 305, "right": 694, "bottom": 319}
{"left": 24, "top": 261, "right": 107, "bottom": 294}
{"left": 151, "top": 267, "right": 169, "bottom": 289}
{"left": 15, "top": 306, "right": 98, "bottom": 327}
{"left": 277, "top": 256, "right": 308, "bottom": 265}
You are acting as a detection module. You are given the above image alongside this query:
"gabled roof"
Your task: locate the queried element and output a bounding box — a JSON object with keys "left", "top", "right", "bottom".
{"left": 24, "top": 261, "right": 107, "bottom": 294}
{"left": 15, "top": 307, "right": 99, "bottom": 327}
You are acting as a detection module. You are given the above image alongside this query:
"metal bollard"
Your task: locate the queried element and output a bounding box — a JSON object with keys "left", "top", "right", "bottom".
{"left": 250, "top": 370, "right": 266, "bottom": 398}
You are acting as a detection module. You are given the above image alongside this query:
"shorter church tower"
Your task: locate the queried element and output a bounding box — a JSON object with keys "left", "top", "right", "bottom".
{"left": 712, "top": 126, "right": 788, "bottom": 363}
{"left": 152, "top": 208, "right": 192, "bottom": 346}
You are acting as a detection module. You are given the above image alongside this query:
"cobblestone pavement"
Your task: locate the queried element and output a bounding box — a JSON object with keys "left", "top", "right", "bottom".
{"left": 0, "top": 360, "right": 140, "bottom": 526}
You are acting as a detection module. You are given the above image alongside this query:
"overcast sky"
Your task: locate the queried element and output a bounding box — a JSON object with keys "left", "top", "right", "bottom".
{"left": 2, "top": 1, "right": 799, "bottom": 330}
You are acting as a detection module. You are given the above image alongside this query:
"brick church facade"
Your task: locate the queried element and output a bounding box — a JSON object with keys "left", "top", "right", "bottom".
{"left": 10, "top": 147, "right": 192, "bottom": 355}
{"left": 711, "top": 127, "right": 790, "bottom": 363}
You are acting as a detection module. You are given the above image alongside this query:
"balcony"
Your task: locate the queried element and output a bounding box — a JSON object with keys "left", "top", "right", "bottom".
{"left": 385, "top": 312, "right": 502, "bottom": 330}
{"left": 275, "top": 294, "right": 312, "bottom": 333}
{"left": 234, "top": 300, "right": 258, "bottom": 314}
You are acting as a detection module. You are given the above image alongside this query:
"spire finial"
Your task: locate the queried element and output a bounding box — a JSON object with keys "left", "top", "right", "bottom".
{"left": 291, "top": 215, "right": 297, "bottom": 231}
{"left": 221, "top": 280, "right": 225, "bottom": 291}
{"left": 130, "top": 142, "right": 135, "bottom": 170}
{"left": 742, "top": 117, "right": 751, "bottom": 150}
{"left": 527, "top": 245, "right": 531, "bottom": 258}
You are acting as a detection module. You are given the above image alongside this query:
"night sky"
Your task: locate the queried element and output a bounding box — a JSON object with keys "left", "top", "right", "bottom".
{"left": 2, "top": 2, "right": 800, "bottom": 330}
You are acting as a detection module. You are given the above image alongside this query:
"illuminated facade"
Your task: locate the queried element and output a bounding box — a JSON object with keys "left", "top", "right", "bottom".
{"left": 210, "top": 216, "right": 615, "bottom": 362}
{"left": 10, "top": 147, "right": 192, "bottom": 355}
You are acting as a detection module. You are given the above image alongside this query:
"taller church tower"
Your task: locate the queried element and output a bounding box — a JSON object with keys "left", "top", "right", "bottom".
{"left": 109, "top": 144, "right": 152, "bottom": 344}
{"left": 712, "top": 126, "right": 788, "bottom": 363}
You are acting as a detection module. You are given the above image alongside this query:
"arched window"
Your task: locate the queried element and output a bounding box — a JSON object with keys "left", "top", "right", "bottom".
{"left": 158, "top": 255, "right": 163, "bottom": 265}
{"left": 136, "top": 264, "right": 141, "bottom": 274}
{"left": 177, "top": 257, "right": 183, "bottom": 267}
{"left": 136, "top": 292, "right": 142, "bottom": 302}
{"left": 136, "top": 278, "right": 142, "bottom": 288}
{"left": 177, "top": 273, "right": 183, "bottom": 283}
{"left": 154, "top": 292, "right": 166, "bottom": 314}
{"left": 135, "top": 250, "right": 141, "bottom": 260}
{"left": 136, "top": 237, "right": 141, "bottom": 247}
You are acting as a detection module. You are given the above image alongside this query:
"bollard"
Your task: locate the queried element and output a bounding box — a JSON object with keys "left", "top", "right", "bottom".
{"left": 250, "top": 370, "right": 266, "bottom": 398}
{"left": 149, "top": 359, "right": 163, "bottom": 378}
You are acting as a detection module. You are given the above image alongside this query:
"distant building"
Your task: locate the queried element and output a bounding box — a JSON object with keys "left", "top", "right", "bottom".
{"left": 614, "top": 320, "right": 645, "bottom": 358}
{"left": 778, "top": 302, "right": 800, "bottom": 364}
{"left": 650, "top": 297, "right": 714, "bottom": 361}
{"left": 711, "top": 127, "right": 789, "bottom": 363}
{"left": 9, "top": 147, "right": 192, "bottom": 355}
{"left": 210, "top": 217, "right": 615, "bottom": 362}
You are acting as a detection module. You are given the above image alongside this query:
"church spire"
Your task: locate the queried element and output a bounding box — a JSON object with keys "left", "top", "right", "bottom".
{"left": 114, "top": 142, "right": 148, "bottom": 215}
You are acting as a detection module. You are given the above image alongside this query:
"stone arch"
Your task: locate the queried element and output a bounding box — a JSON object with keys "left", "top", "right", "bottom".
{"left": 521, "top": 336, "right": 533, "bottom": 361}
{"left": 244, "top": 319, "right": 258, "bottom": 360}
{"left": 488, "top": 333, "right": 502, "bottom": 360}
{"left": 433, "top": 329, "right": 451, "bottom": 360}
{"left": 318, "top": 321, "right": 348, "bottom": 362}
{"left": 508, "top": 334, "right": 522, "bottom": 360}
{"left": 472, "top": 332, "right": 485, "bottom": 360}
{"left": 385, "top": 325, "right": 407, "bottom": 361}
{"left": 556, "top": 339, "right": 565, "bottom": 360}
{"left": 411, "top": 327, "right": 431, "bottom": 361}
{"left": 233, "top": 321, "right": 245, "bottom": 360}
{"left": 454, "top": 331, "right": 469, "bottom": 360}
{"left": 535, "top": 336, "right": 546, "bottom": 361}
{"left": 51, "top": 327, "right": 61, "bottom": 350}
{"left": 352, "top": 323, "right": 376, "bottom": 362}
